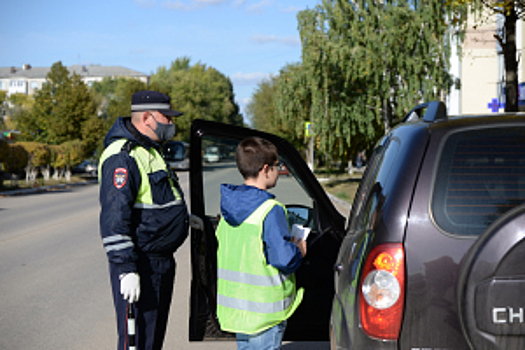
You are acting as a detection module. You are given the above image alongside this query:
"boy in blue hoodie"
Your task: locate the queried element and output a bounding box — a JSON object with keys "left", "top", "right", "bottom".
{"left": 215, "top": 136, "right": 307, "bottom": 350}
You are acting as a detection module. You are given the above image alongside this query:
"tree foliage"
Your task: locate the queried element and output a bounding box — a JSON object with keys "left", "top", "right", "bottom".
{"left": 151, "top": 57, "right": 243, "bottom": 141}
{"left": 7, "top": 58, "right": 243, "bottom": 167}
{"left": 247, "top": 74, "right": 302, "bottom": 148}
{"left": 3, "top": 144, "right": 28, "bottom": 173}
{"left": 0, "top": 139, "right": 9, "bottom": 163}
{"left": 278, "top": 0, "right": 466, "bottom": 163}
{"left": 14, "top": 62, "right": 100, "bottom": 158}
{"left": 91, "top": 77, "right": 149, "bottom": 128}
{"left": 17, "top": 142, "right": 51, "bottom": 167}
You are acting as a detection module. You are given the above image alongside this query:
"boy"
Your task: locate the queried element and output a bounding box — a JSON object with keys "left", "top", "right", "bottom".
{"left": 215, "top": 136, "right": 307, "bottom": 350}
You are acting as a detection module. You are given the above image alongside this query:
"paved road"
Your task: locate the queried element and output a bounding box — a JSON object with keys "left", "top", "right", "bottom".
{"left": 0, "top": 170, "right": 338, "bottom": 349}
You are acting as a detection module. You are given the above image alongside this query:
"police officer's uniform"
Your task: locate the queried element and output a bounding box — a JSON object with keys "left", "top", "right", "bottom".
{"left": 98, "top": 91, "right": 189, "bottom": 350}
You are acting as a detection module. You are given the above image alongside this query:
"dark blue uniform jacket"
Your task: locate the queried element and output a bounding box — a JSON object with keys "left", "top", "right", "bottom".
{"left": 99, "top": 117, "right": 189, "bottom": 275}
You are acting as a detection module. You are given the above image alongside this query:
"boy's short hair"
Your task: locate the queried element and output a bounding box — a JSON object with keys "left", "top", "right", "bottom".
{"left": 236, "top": 137, "right": 278, "bottom": 179}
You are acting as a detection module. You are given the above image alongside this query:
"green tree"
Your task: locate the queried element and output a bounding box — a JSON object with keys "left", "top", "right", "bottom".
{"left": 6, "top": 93, "right": 34, "bottom": 135}
{"left": 151, "top": 58, "right": 243, "bottom": 141}
{"left": 0, "top": 91, "right": 7, "bottom": 130}
{"left": 0, "top": 139, "right": 8, "bottom": 162}
{"left": 247, "top": 76, "right": 286, "bottom": 135}
{"left": 17, "top": 142, "right": 51, "bottom": 168}
{"left": 291, "top": 0, "right": 464, "bottom": 163}
{"left": 14, "top": 61, "right": 99, "bottom": 157}
{"left": 91, "top": 76, "right": 149, "bottom": 129}
{"left": 275, "top": 64, "right": 314, "bottom": 149}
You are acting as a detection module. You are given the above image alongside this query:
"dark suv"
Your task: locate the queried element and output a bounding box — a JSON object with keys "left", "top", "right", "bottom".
{"left": 187, "top": 102, "right": 525, "bottom": 348}
{"left": 331, "top": 101, "right": 525, "bottom": 349}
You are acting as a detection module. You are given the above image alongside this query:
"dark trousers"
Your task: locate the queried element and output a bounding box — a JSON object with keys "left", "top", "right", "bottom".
{"left": 110, "top": 255, "right": 176, "bottom": 350}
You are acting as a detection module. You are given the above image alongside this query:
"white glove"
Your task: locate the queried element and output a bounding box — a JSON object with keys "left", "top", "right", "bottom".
{"left": 120, "top": 273, "right": 140, "bottom": 303}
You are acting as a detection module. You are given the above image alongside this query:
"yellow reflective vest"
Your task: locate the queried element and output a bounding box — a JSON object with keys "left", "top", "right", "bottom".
{"left": 98, "top": 139, "right": 183, "bottom": 208}
{"left": 215, "top": 199, "right": 304, "bottom": 334}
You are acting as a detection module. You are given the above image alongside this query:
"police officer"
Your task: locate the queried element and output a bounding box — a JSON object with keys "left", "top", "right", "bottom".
{"left": 98, "top": 90, "right": 189, "bottom": 350}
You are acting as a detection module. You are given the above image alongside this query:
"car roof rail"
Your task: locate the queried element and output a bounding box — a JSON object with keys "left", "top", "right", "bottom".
{"left": 403, "top": 101, "right": 447, "bottom": 123}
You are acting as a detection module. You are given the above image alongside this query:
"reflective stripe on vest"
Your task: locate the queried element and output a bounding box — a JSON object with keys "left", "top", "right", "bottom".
{"left": 133, "top": 199, "right": 183, "bottom": 209}
{"left": 217, "top": 293, "right": 295, "bottom": 314}
{"left": 98, "top": 139, "right": 182, "bottom": 208}
{"left": 215, "top": 199, "right": 303, "bottom": 334}
{"left": 217, "top": 268, "right": 291, "bottom": 287}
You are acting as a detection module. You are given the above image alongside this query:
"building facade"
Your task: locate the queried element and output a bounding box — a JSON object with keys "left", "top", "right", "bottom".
{"left": 448, "top": 12, "right": 524, "bottom": 115}
{"left": 0, "top": 64, "right": 149, "bottom": 96}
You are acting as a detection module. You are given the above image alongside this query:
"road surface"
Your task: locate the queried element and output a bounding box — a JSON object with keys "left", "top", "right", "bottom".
{"left": 0, "top": 169, "right": 338, "bottom": 349}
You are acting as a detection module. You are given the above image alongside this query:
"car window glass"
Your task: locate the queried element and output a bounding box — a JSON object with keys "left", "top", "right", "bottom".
{"left": 356, "top": 139, "right": 400, "bottom": 233}
{"left": 347, "top": 146, "right": 383, "bottom": 232}
{"left": 432, "top": 126, "right": 525, "bottom": 236}
{"left": 202, "top": 135, "right": 312, "bottom": 219}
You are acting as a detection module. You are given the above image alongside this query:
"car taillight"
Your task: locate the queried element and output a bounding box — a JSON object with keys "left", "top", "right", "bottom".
{"left": 359, "top": 243, "right": 405, "bottom": 340}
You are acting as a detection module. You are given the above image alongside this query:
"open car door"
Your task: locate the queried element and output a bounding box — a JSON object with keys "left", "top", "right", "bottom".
{"left": 189, "top": 119, "right": 346, "bottom": 341}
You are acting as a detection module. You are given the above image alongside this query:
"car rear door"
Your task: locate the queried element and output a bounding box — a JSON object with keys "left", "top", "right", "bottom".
{"left": 402, "top": 122, "right": 525, "bottom": 349}
{"left": 188, "top": 119, "right": 346, "bottom": 341}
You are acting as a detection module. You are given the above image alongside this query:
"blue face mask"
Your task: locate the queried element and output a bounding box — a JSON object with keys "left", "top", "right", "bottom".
{"left": 150, "top": 114, "right": 176, "bottom": 143}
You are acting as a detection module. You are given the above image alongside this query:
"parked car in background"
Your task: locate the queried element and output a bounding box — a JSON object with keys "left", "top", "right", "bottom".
{"left": 278, "top": 163, "right": 291, "bottom": 176}
{"left": 330, "top": 101, "right": 525, "bottom": 349}
{"left": 203, "top": 146, "right": 220, "bottom": 163}
{"left": 71, "top": 160, "right": 97, "bottom": 177}
{"left": 163, "top": 141, "right": 189, "bottom": 171}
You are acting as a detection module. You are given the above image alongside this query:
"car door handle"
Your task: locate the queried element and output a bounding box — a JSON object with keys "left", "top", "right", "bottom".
{"left": 189, "top": 214, "right": 204, "bottom": 230}
{"left": 334, "top": 263, "right": 344, "bottom": 273}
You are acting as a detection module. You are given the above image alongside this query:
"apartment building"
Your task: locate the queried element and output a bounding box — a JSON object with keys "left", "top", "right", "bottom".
{"left": 0, "top": 64, "right": 149, "bottom": 96}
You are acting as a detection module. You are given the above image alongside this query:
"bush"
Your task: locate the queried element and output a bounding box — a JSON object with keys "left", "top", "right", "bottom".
{"left": 17, "top": 141, "right": 51, "bottom": 167}
{"left": 4, "top": 144, "right": 29, "bottom": 174}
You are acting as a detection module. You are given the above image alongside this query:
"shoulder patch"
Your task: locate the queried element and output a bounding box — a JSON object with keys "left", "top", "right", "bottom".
{"left": 113, "top": 167, "right": 128, "bottom": 189}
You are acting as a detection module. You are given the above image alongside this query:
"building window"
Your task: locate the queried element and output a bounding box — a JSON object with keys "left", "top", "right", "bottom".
{"left": 30, "top": 81, "right": 39, "bottom": 90}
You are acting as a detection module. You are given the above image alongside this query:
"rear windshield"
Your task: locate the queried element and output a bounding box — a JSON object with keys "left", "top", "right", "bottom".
{"left": 432, "top": 126, "right": 525, "bottom": 236}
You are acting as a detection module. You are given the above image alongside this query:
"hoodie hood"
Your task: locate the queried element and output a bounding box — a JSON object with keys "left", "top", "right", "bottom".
{"left": 220, "top": 184, "right": 275, "bottom": 227}
{"left": 103, "top": 117, "right": 159, "bottom": 150}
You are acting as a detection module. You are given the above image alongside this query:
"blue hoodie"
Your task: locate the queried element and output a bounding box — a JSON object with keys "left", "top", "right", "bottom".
{"left": 220, "top": 183, "right": 302, "bottom": 274}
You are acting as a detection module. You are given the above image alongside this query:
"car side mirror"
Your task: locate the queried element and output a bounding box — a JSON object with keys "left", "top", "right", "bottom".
{"left": 287, "top": 205, "right": 313, "bottom": 228}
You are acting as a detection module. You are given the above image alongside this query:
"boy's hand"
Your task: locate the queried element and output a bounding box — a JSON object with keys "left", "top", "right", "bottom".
{"left": 295, "top": 238, "right": 307, "bottom": 257}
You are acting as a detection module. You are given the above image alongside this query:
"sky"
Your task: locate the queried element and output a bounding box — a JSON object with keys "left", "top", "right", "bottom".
{"left": 0, "top": 0, "right": 321, "bottom": 123}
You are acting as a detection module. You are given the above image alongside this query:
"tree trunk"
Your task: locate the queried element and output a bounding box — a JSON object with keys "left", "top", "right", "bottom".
{"left": 382, "top": 98, "right": 392, "bottom": 134}
{"left": 504, "top": 7, "right": 519, "bottom": 112}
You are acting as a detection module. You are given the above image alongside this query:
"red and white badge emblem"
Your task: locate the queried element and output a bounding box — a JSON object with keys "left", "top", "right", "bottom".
{"left": 113, "top": 168, "right": 128, "bottom": 189}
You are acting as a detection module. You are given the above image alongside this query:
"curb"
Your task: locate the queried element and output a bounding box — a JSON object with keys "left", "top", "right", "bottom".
{"left": 327, "top": 192, "right": 351, "bottom": 210}
{"left": 0, "top": 180, "right": 98, "bottom": 197}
